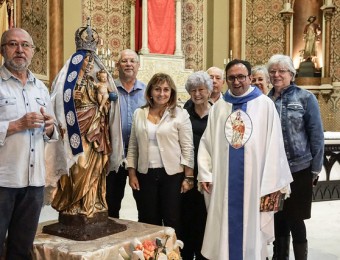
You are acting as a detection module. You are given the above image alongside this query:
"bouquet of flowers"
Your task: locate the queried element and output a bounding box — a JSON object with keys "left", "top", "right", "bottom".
{"left": 118, "top": 227, "right": 183, "bottom": 260}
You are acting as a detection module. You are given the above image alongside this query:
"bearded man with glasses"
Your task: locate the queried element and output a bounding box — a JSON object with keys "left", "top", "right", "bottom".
{"left": 197, "top": 59, "right": 293, "bottom": 260}
{"left": 0, "top": 28, "right": 58, "bottom": 259}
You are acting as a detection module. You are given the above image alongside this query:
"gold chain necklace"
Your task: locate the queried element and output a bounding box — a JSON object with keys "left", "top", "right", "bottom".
{"left": 148, "top": 113, "right": 161, "bottom": 124}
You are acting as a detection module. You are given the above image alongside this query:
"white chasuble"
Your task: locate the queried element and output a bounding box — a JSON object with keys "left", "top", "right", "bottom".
{"left": 198, "top": 88, "right": 293, "bottom": 260}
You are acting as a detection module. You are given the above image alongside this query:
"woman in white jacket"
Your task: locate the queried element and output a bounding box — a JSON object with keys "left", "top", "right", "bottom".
{"left": 127, "top": 73, "right": 194, "bottom": 235}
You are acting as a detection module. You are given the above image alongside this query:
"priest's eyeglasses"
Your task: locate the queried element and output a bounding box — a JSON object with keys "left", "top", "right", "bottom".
{"left": 226, "top": 75, "right": 248, "bottom": 83}
{"left": 1, "top": 41, "right": 35, "bottom": 50}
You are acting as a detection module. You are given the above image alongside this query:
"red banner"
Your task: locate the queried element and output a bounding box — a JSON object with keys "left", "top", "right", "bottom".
{"left": 147, "top": 0, "right": 175, "bottom": 54}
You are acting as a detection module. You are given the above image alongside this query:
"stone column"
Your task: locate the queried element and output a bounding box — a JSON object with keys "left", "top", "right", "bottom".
{"left": 130, "top": 0, "right": 136, "bottom": 51}
{"left": 49, "top": 0, "right": 63, "bottom": 87}
{"left": 139, "top": 0, "right": 149, "bottom": 54}
{"left": 229, "top": 0, "right": 242, "bottom": 59}
{"left": 15, "top": 0, "right": 21, "bottom": 27}
{"left": 281, "top": 13, "right": 293, "bottom": 55}
{"left": 279, "top": 3, "right": 293, "bottom": 56}
{"left": 321, "top": 2, "right": 335, "bottom": 79}
{"left": 174, "top": 0, "right": 183, "bottom": 56}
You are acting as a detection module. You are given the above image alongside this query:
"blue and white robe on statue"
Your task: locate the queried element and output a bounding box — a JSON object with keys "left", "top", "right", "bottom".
{"left": 198, "top": 87, "right": 293, "bottom": 260}
{"left": 44, "top": 53, "right": 125, "bottom": 188}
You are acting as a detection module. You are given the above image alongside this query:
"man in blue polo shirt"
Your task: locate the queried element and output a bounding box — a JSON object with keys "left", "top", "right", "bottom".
{"left": 106, "top": 49, "right": 146, "bottom": 218}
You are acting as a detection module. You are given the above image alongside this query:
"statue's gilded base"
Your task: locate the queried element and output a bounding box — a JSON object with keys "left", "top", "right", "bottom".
{"left": 42, "top": 211, "right": 127, "bottom": 241}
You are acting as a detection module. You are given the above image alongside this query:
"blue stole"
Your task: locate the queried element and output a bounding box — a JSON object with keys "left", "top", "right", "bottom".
{"left": 223, "top": 87, "right": 262, "bottom": 259}
{"left": 63, "top": 50, "right": 87, "bottom": 155}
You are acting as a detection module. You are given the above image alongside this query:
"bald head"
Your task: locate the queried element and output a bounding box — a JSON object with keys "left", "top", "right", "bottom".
{"left": 1, "top": 28, "right": 34, "bottom": 47}
{"left": 206, "top": 66, "right": 225, "bottom": 101}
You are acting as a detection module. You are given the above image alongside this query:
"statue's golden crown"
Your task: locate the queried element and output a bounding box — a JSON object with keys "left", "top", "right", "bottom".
{"left": 75, "top": 18, "right": 99, "bottom": 52}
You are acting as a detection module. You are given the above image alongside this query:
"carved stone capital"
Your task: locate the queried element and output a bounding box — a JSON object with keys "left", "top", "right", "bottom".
{"left": 324, "top": 10, "right": 335, "bottom": 22}
{"left": 321, "top": 4, "right": 336, "bottom": 21}
{"left": 321, "top": 89, "right": 333, "bottom": 104}
{"left": 329, "top": 88, "right": 340, "bottom": 112}
{"left": 280, "top": 12, "right": 293, "bottom": 25}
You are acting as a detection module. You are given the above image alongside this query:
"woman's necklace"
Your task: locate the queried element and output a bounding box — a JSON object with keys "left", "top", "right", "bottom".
{"left": 148, "top": 108, "right": 164, "bottom": 124}
{"left": 148, "top": 113, "right": 161, "bottom": 124}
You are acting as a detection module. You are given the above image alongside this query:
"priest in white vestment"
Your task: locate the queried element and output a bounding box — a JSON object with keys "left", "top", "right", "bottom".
{"left": 197, "top": 59, "right": 293, "bottom": 260}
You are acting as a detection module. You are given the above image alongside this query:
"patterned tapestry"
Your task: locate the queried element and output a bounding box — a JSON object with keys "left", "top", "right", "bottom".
{"left": 182, "top": 0, "right": 204, "bottom": 71}
{"left": 245, "top": 0, "right": 285, "bottom": 66}
{"left": 331, "top": 0, "right": 340, "bottom": 82}
{"left": 20, "top": 0, "right": 48, "bottom": 78}
{"left": 82, "top": 0, "right": 204, "bottom": 72}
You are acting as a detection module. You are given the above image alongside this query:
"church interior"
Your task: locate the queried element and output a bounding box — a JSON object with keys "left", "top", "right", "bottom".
{"left": 2, "top": 0, "right": 340, "bottom": 259}
{"left": 1, "top": 0, "right": 340, "bottom": 131}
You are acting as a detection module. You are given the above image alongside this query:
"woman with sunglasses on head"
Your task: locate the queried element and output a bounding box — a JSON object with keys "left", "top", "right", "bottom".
{"left": 267, "top": 54, "right": 324, "bottom": 260}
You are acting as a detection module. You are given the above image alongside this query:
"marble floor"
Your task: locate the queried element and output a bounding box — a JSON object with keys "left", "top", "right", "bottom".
{"left": 40, "top": 186, "right": 340, "bottom": 259}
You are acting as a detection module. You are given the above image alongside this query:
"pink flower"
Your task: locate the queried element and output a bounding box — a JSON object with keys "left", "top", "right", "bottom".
{"left": 142, "top": 240, "right": 156, "bottom": 259}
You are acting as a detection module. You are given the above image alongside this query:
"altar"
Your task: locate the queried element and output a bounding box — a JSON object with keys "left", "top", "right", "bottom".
{"left": 32, "top": 219, "right": 181, "bottom": 260}
{"left": 313, "top": 132, "right": 340, "bottom": 201}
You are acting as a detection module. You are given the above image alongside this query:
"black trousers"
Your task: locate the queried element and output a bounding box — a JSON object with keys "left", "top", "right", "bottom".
{"left": 106, "top": 166, "right": 128, "bottom": 218}
{"left": 180, "top": 188, "right": 208, "bottom": 260}
{"left": 133, "top": 168, "right": 183, "bottom": 236}
{"left": 274, "top": 167, "right": 312, "bottom": 243}
{"left": 0, "top": 186, "right": 44, "bottom": 260}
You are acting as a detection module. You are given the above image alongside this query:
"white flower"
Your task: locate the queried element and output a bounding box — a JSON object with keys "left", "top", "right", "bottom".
{"left": 157, "top": 252, "right": 168, "bottom": 260}
{"left": 132, "top": 238, "right": 142, "bottom": 247}
{"left": 132, "top": 250, "right": 145, "bottom": 260}
{"left": 174, "top": 240, "right": 184, "bottom": 249}
{"left": 118, "top": 247, "right": 130, "bottom": 259}
{"left": 164, "top": 227, "right": 175, "bottom": 237}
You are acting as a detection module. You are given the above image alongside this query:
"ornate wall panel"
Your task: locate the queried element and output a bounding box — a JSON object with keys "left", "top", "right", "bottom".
{"left": 20, "top": 0, "right": 48, "bottom": 78}
{"left": 245, "top": 0, "right": 285, "bottom": 66}
{"left": 83, "top": 0, "right": 131, "bottom": 62}
{"left": 331, "top": 0, "right": 340, "bottom": 82}
{"left": 182, "top": 0, "right": 204, "bottom": 71}
{"left": 82, "top": 0, "right": 204, "bottom": 73}
{"left": 318, "top": 91, "right": 340, "bottom": 131}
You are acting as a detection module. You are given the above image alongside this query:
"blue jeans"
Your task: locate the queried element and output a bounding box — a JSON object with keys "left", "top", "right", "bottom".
{"left": 0, "top": 186, "right": 44, "bottom": 260}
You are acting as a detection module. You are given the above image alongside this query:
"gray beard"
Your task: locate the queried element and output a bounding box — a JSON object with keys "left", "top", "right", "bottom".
{"left": 5, "top": 60, "right": 29, "bottom": 71}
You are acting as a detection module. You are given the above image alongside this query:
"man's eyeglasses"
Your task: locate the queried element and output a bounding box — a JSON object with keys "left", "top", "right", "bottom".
{"left": 1, "top": 41, "right": 35, "bottom": 50}
{"left": 226, "top": 75, "right": 248, "bottom": 83}
{"left": 269, "top": 69, "right": 289, "bottom": 76}
{"left": 120, "top": 59, "right": 138, "bottom": 64}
